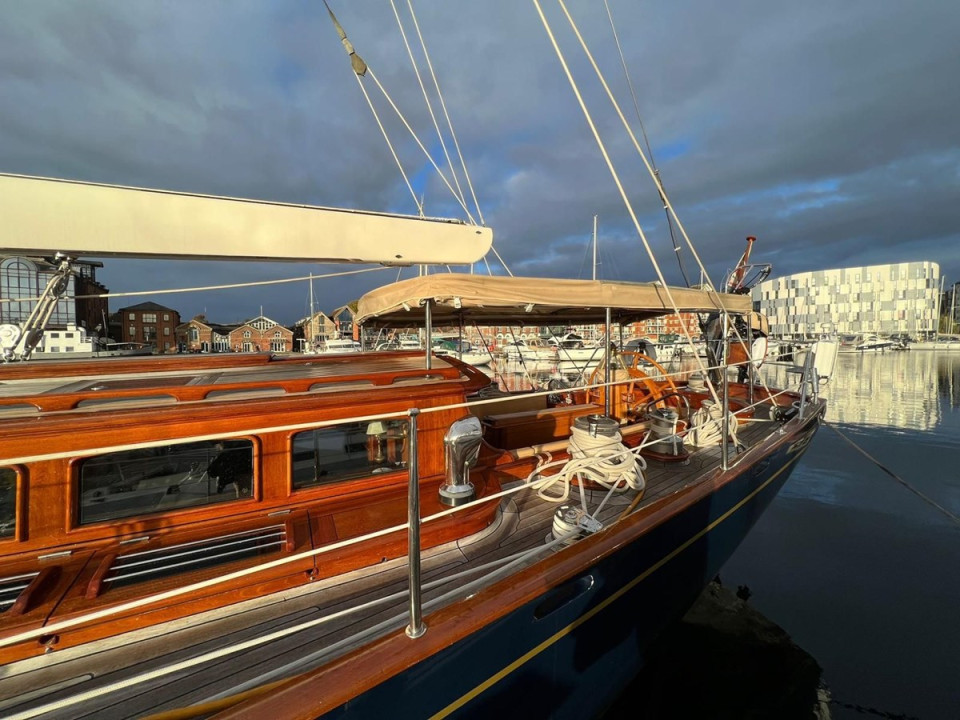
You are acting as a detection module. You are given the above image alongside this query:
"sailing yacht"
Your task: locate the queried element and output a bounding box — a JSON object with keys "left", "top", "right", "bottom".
{"left": 0, "top": 7, "right": 826, "bottom": 720}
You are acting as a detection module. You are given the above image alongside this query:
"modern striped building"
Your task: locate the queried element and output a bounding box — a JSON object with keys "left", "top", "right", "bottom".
{"left": 752, "top": 261, "right": 940, "bottom": 339}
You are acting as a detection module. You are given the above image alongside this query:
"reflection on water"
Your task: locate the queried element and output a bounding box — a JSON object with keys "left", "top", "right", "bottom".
{"left": 761, "top": 350, "right": 960, "bottom": 431}
{"left": 722, "top": 352, "right": 960, "bottom": 720}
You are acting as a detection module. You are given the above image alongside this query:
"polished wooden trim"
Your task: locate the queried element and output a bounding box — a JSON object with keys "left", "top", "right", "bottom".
{"left": 8, "top": 566, "right": 58, "bottom": 616}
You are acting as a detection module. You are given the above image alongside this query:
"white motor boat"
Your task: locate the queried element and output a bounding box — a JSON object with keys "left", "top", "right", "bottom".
{"left": 547, "top": 333, "right": 606, "bottom": 363}
{"left": 317, "top": 338, "right": 362, "bottom": 354}
{"left": 432, "top": 338, "right": 493, "bottom": 367}
{"left": 838, "top": 334, "right": 893, "bottom": 353}
{"left": 854, "top": 334, "right": 894, "bottom": 352}
{"left": 502, "top": 338, "right": 557, "bottom": 362}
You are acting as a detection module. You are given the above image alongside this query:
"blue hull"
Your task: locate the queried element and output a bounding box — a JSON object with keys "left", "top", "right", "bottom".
{"left": 327, "top": 411, "right": 822, "bottom": 719}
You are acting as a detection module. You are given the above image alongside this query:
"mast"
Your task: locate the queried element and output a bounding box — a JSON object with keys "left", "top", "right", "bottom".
{"left": 936, "top": 274, "right": 944, "bottom": 339}
{"left": 592, "top": 215, "right": 598, "bottom": 281}
{"left": 309, "top": 273, "right": 316, "bottom": 345}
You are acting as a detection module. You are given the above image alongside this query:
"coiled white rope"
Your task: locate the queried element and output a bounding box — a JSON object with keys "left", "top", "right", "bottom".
{"left": 535, "top": 423, "right": 646, "bottom": 503}
{"left": 687, "top": 400, "right": 740, "bottom": 448}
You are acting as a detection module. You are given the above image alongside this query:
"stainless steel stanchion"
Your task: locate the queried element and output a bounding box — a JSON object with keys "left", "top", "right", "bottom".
{"left": 721, "top": 314, "right": 730, "bottom": 471}
{"left": 405, "top": 408, "right": 426, "bottom": 638}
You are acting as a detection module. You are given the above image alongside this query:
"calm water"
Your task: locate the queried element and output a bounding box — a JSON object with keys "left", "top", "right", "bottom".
{"left": 723, "top": 351, "right": 960, "bottom": 719}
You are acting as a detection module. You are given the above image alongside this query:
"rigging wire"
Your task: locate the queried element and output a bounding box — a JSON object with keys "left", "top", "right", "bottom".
{"left": 389, "top": 0, "right": 468, "bottom": 211}
{"left": 531, "top": 0, "right": 722, "bottom": 407}
{"left": 325, "top": 2, "right": 475, "bottom": 221}
{"left": 407, "top": 0, "right": 486, "bottom": 227}
{"left": 0, "top": 266, "right": 390, "bottom": 304}
{"left": 325, "top": 1, "right": 513, "bottom": 275}
{"left": 323, "top": 1, "right": 423, "bottom": 215}
{"left": 548, "top": 0, "right": 774, "bottom": 403}
{"left": 602, "top": 0, "right": 691, "bottom": 288}
{"left": 825, "top": 421, "right": 960, "bottom": 527}
{"left": 353, "top": 71, "right": 424, "bottom": 216}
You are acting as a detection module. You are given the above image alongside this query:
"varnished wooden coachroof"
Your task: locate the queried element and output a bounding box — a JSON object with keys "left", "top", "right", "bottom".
{"left": 0, "top": 351, "right": 490, "bottom": 416}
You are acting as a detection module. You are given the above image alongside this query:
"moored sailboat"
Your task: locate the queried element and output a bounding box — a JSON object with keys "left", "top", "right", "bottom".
{"left": 0, "top": 270, "right": 825, "bottom": 720}
{"left": 0, "top": 5, "right": 827, "bottom": 717}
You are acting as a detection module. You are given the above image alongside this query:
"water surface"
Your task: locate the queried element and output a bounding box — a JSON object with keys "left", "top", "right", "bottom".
{"left": 723, "top": 351, "right": 960, "bottom": 719}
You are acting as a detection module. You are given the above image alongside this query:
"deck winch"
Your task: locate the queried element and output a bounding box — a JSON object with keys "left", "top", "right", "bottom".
{"left": 536, "top": 413, "right": 646, "bottom": 516}
{"left": 550, "top": 505, "right": 604, "bottom": 545}
{"left": 645, "top": 407, "right": 684, "bottom": 456}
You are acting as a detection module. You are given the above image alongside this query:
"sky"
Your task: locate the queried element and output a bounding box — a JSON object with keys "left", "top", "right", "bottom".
{"left": 1, "top": 0, "right": 958, "bottom": 326}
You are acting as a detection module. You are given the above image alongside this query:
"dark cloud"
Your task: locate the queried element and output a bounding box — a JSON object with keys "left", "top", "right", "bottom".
{"left": 1, "top": 0, "right": 957, "bottom": 324}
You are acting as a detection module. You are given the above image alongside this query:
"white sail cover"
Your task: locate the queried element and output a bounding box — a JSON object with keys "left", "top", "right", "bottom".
{"left": 0, "top": 173, "right": 492, "bottom": 265}
{"left": 357, "top": 274, "right": 752, "bottom": 326}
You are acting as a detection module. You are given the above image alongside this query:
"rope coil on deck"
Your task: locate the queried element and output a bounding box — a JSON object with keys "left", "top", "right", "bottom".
{"left": 687, "top": 399, "right": 740, "bottom": 448}
{"left": 535, "top": 422, "right": 646, "bottom": 503}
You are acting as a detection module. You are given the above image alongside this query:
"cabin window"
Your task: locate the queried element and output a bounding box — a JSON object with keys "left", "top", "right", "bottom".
{"left": 291, "top": 419, "right": 408, "bottom": 490}
{"left": 77, "top": 439, "right": 254, "bottom": 525}
{"left": 0, "top": 467, "right": 16, "bottom": 539}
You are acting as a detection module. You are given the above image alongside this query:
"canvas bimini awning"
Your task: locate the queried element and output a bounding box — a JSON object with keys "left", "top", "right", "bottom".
{"left": 356, "top": 274, "right": 752, "bottom": 328}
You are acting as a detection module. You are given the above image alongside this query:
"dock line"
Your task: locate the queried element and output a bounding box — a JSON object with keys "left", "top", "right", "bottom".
{"left": 824, "top": 421, "right": 960, "bottom": 527}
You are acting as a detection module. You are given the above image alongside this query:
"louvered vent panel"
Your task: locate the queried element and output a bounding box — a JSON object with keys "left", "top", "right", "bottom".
{"left": 0, "top": 572, "right": 37, "bottom": 613}
{"left": 105, "top": 525, "right": 287, "bottom": 589}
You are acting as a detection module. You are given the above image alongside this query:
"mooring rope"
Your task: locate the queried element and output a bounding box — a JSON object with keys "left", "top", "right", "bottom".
{"left": 828, "top": 697, "right": 920, "bottom": 720}
{"left": 824, "top": 421, "right": 960, "bottom": 526}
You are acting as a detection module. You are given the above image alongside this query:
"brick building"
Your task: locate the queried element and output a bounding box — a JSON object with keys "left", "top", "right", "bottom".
{"left": 227, "top": 315, "right": 293, "bottom": 353}
{"left": 114, "top": 302, "right": 181, "bottom": 353}
{"left": 628, "top": 312, "right": 702, "bottom": 340}
{"left": 295, "top": 311, "right": 337, "bottom": 352}
{"left": 332, "top": 303, "right": 360, "bottom": 341}
{"left": 176, "top": 316, "right": 234, "bottom": 353}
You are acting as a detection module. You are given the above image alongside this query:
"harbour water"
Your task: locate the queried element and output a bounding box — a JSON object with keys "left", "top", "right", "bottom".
{"left": 723, "top": 350, "right": 960, "bottom": 719}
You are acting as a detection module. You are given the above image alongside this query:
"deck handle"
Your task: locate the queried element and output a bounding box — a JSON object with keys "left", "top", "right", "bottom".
{"left": 533, "top": 575, "right": 594, "bottom": 620}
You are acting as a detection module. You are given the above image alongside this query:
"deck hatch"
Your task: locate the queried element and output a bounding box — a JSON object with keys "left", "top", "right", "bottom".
{"left": 0, "top": 572, "right": 37, "bottom": 613}
{"left": 103, "top": 525, "right": 288, "bottom": 589}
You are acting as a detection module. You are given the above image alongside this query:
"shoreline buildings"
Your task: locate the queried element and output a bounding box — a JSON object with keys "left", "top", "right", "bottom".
{"left": 753, "top": 261, "right": 940, "bottom": 339}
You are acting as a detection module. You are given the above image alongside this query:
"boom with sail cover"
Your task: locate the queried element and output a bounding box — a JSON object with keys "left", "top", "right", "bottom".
{"left": 0, "top": 173, "right": 492, "bottom": 265}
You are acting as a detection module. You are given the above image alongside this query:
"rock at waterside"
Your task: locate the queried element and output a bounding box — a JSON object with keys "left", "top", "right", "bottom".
{"left": 602, "top": 580, "right": 829, "bottom": 719}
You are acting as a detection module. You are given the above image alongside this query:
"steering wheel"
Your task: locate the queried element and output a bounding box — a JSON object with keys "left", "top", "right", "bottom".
{"left": 622, "top": 354, "right": 679, "bottom": 411}
{"left": 587, "top": 353, "right": 679, "bottom": 415}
